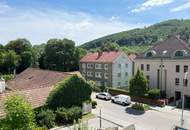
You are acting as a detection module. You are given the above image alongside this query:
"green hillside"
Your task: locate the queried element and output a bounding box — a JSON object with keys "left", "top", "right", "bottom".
{"left": 81, "top": 19, "right": 190, "bottom": 51}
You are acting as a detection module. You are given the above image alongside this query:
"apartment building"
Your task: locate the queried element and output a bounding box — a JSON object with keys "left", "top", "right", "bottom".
{"left": 80, "top": 51, "right": 135, "bottom": 88}
{"left": 134, "top": 36, "right": 190, "bottom": 107}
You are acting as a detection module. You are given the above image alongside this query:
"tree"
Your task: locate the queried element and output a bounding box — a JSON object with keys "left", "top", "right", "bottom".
{"left": 129, "top": 70, "right": 148, "bottom": 97}
{"left": 100, "top": 43, "right": 119, "bottom": 51}
{"left": 77, "top": 48, "right": 87, "bottom": 59}
{"left": 47, "top": 75, "right": 92, "bottom": 109}
{"left": 3, "top": 94, "right": 35, "bottom": 130}
{"left": 3, "top": 50, "right": 20, "bottom": 74}
{"left": 40, "top": 38, "right": 80, "bottom": 71}
{"left": 5, "top": 38, "right": 33, "bottom": 73}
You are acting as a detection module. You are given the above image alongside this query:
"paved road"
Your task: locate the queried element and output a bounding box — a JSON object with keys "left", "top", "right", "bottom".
{"left": 92, "top": 93, "right": 190, "bottom": 130}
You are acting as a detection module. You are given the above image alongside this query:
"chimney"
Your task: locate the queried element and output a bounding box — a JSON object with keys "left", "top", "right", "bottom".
{"left": 0, "top": 78, "right": 6, "bottom": 93}
{"left": 97, "top": 51, "right": 103, "bottom": 59}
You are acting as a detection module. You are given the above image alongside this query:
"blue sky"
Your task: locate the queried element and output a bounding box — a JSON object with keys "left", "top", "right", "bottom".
{"left": 0, "top": 0, "right": 190, "bottom": 45}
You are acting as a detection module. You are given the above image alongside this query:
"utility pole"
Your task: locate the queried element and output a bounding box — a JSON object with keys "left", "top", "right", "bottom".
{"left": 181, "top": 72, "right": 188, "bottom": 127}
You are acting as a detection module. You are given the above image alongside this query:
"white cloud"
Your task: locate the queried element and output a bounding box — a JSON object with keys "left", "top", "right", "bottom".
{"left": 170, "top": 1, "right": 190, "bottom": 12}
{"left": 131, "top": 0, "right": 174, "bottom": 13}
{"left": 0, "top": 2, "right": 11, "bottom": 14}
{"left": 0, "top": 8, "right": 146, "bottom": 45}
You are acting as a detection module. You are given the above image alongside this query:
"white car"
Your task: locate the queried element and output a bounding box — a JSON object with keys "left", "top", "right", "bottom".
{"left": 111, "top": 94, "right": 131, "bottom": 106}
{"left": 96, "top": 92, "right": 112, "bottom": 100}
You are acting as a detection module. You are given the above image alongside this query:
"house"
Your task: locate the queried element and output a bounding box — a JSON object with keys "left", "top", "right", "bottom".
{"left": 134, "top": 36, "right": 190, "bottom": 107}
{"left": 0, "top": 68, "right": 71, "bottom": 117}
{"left": 80, "top": 51, "right": 135, "bottom": 88}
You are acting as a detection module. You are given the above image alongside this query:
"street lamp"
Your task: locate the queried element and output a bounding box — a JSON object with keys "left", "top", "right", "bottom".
{"left": 181, "top": 72, "right": 188, "bottom": 127}
{"left": 98, "top": 104, "right": 102, "bottom": 129}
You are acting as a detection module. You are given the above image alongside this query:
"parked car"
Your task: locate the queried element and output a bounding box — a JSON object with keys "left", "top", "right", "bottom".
{"left": 111, "top": 94, "right": 131, "bottom": 106}
{"left": 96, "top": 92, "right": 112, "bottom": 100}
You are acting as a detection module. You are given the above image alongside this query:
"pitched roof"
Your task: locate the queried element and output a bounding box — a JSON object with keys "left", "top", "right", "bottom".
{"left": 7, "top": 68, "right": 70, "bottom": 91}
{"left": 80, "top": 51, "right": 123, "bottom": 63}
{"left": 0, "top": 68, "right": 71, "bottom": 117}
{"left": 138, "top": 36, "right": 190, "bottom": 58}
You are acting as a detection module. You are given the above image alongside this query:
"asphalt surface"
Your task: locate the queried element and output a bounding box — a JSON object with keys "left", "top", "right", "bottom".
{"left": 92, "top": 93, "right": 190, "bottom": 130}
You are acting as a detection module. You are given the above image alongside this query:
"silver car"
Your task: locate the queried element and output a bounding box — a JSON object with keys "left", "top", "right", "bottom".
{"left": 96, "top": 92, "right": 111, "bottom": 100}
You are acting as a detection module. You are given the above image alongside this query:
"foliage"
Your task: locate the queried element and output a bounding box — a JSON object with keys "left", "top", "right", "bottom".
{"left": 121, "top": 45, "right": 151, "bottom": 54}
{"left": 108, "top": 88, "right": 130, "bottom": 96}
{"left": 35, "top": 109, "right": 55, "bottom": 129}
{"left": 47, "top": 75, "right": 92, "bottom": 109}
{"left": 88, "top": 80, "right": 101, "bottom": 92}
{"left": 100, "top": 42, "right": 119, "bottom": 51}
{"left": 3, "top": 94, "right": 35, "bottom": 130}
{"left": 129, "top": 70, "right": 148, "bottom": 97}
{"left": 131, "top": 103, "right": 150, "bottom": 111}
{"left": 91, "top": 101, "right": 97, "bottom": 108}
{"left": 81, "top": 19, "right": 190, "bottom": 50}
{"left": 39, "top": 38, "right": 80, "bottom": 71}
{"left": 78, "top": 47, "right": 87, "bottom": 59}
{"left": 72, "top": 121, "right": 90, "bottom": 130}
{"left": 1, "top": 74, "right": 14, "bottom": 81}
{"left": 56, "top": 106, "right": 82, "bottom": 124}
{"left": 148, "top": 89, "right": 161, "bottom": 100}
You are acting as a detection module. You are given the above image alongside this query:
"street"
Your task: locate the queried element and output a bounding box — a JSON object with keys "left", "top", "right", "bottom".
{"left": 92, "top": 93, "right": 190, "bottom": 130}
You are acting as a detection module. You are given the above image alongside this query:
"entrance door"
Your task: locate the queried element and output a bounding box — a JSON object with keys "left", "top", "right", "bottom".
{"left": 175, "top": 91, "right": 181, "bottom": 101}
{"left": 185, "top": 96, "right": 190, "bottom": 108}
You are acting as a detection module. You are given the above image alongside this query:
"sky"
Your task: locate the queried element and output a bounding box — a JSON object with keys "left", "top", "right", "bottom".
{"left": 0, "top": 0, "right": 190, "bottom": 45}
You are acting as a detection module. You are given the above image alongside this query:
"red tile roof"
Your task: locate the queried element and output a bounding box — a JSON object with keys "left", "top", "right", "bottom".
{"left": 0, "top": 68, "right": 71, "bottom": 117}
{"left": 80, "top": 51, "right": 123, "bottom": 63}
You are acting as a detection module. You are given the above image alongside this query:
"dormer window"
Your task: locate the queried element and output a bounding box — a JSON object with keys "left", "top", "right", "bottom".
{"left": 174, "top": 50, "right": 187, "bottom": 57}
{"left": 145, "top": 50, "right": 156, "bottom": 57}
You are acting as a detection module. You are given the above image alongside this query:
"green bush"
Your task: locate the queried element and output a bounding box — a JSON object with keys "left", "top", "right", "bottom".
{"left": 56, "top": 106, "right": 82, "bottom": 124}
{"left": 47, "top": 75, "right": 92, "bottom": 109}
{"left": 108, "top": 88, "right": 130, "bottom": 96}
{"left": 1, "top": 74, "right": 14, "bottom": 81}
{"left": 131, "top": 103, "right": 149, "bottom": 111}
{"left": 91, "top": 101, "right": 97, "bottom": 108}
{"left": 148, "top": 89, "right": 160, "bottom": 100}
{"left": 35, "top": 109, "right": 55, "bottom": 129}
{"left": 88, "top": 80, "right": 101, "bottom": 92}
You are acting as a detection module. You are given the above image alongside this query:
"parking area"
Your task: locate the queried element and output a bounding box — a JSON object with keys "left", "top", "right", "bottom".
{"left": 92, "top": 93, "right": 190, "bottom": 130}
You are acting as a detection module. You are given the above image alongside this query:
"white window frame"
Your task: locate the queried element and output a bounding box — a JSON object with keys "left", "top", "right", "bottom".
{"left": 104, "top": 73, "right": 109, "bottom": 79}
{"left": 125, "top": 64, "right": 128, "bottom": 68}
{"left": 82, "top": 63, "right": 86, "bottom": 69}
{"left": 87, "top": 63, "right": 93, "bottom": 69}
{"left": 104, "top": 64, "right": 108, "bottom": 70}
{"left": 125, "top": 72, "right": 128, "bottom": 77}
{"left": 95, "top": 72, "right": 102, "bottom": 78}
{"left": 95, "top": 63, "right": 102, "bottom": 69}
{"left": 87, "top": 71, "right": 93, "bottom": 77}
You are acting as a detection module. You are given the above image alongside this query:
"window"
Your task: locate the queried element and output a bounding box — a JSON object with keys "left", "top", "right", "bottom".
{"left": 104, "top": 73, "right": 109, "bottom": 79}
{"left": 125, "top": 72, "right": 128, "bottom": 77}
{"left": 184, "top": 65, "right": 188, "bottom": 73}
{"left": 145, "top": 50, "right": 156, "bottom": 57}
{"left": 82, "top": 71, "right": 86, "bottom": 76}
{"left": 141, "top": 64, "right": 144, "bottom": 71}
{"left": 147, "top": 64, "right": 150, "bottom": 71}
{"left": 118, "top": 64, "right": 121, "bottom": 68}
{"left": 176, "top": 65, "right": 180, "bottom": 73}
{"left": 174, "top": 50, "right": 185, "bottom": 57}
{"left": 175, "top": 78, "right": 180, "bottom": 86}
{"left": 118, "top": 82, "right": 121, "bottom": 86}
{"left": 118, "top": 73, "right": 121, "bottom": 77}
{"left": 183, "top": 79, "right": 188, "bottom": 87}
{"left": 104, "top": 64, "right": 108, "bottom": 70}
{"left": 87, "top": 63, "right": 93, "bottom": 69}
{"left": 95, "top": 72, "right": 102, "bottom": 78}
{"left": 95, "top": 64, "right": 102, "bottom": 69}
{"left": 125, "top": 64, "right": 128, "bottom": 68}
{"left": 87, "top": 71, "right": 93, "bottom": 77}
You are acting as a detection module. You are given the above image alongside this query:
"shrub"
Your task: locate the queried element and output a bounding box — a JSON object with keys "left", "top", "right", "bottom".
{"left": 35, "top": 109, "right": 56, "bottom": 129}
{"left": 88, "top": 80, "right": 101, "bottom": 92}
{"left": 1, "top": 74, "right": 14, "bottom": 81}
{"left": 56, "top": 106, "right": 82, "bottom": 124}
{"left": 47, "top": 75, "right": 92, "bottom": 109}
{"left": 91, "top": 101, "right": 97, "bottom": 108}
{"left": 148, "top": 89, "right": 160, "bottom": 100}
{"left": 108, "top": 88, "right": 130, "bottom": 96}
{"left": 131, "top": 103, "right": 149, "bottom": 111}
{"left": 3, "top": 94, "right": 35, "bottom": 130}
{"left": 129, "top": 70, "right": 148, "bottom": 97}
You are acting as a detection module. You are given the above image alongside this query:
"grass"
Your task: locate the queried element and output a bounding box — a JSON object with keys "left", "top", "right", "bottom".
{"left": 81, "top": 113, "right": 96, "bottom": 121}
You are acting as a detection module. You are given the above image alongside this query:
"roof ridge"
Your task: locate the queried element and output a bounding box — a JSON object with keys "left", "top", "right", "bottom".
{"left": 174, "top": 36, "right": 190, "bottom": 51}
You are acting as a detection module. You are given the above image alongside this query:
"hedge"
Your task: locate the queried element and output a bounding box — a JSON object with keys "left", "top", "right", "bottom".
{"left": 148, "top": 89, "right": 161, "bottom": 100}
{"left": 108, "top": 88, "right": 130, "bottom": 96}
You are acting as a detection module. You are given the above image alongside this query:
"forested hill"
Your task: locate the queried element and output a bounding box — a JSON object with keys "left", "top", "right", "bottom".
{"left": 80, "top": 19, "right": 190, "bottom": 50}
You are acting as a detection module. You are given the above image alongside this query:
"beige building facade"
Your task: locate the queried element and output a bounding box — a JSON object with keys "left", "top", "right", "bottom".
{"left": 135, "top": 36, "right": 190, "bottom": 107}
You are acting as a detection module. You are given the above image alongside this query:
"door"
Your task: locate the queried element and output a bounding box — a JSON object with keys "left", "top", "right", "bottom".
{"left": 175, "top": 91, "right": 181, "bottom": 101}
{"left": 185, "top": 96, "right": 190, "bottom": 108}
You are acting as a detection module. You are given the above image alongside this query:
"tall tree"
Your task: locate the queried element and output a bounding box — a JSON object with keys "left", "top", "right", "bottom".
{"left": 129, "top": 70, "right": 148, "bottom": 97}
{"left": 100, "top": 43, "right": 119, "bottom": 51}
{"left": 40, "top": 38, "right": 80, "bottom": 71}
{"left": 5, "top": 38, "right": 33, "bottom": 73}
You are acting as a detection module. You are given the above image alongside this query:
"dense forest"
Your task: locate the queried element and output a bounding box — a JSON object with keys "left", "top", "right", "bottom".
{"left": 81, "top": 19, "right": 190, "bottom": 51}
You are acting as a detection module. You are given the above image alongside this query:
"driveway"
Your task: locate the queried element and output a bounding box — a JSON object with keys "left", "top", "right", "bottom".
{"left": 92, "top": 93, "right": 190, "bottom": 130}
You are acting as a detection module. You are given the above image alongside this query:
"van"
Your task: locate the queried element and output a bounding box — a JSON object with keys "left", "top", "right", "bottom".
{"left": 111, "top": 94, "right": 131, "bottom": 106}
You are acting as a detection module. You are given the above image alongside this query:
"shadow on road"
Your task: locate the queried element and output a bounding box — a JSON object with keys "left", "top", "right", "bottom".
{"left": 125, "top": 107, "right": 145, "bottom": 115}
